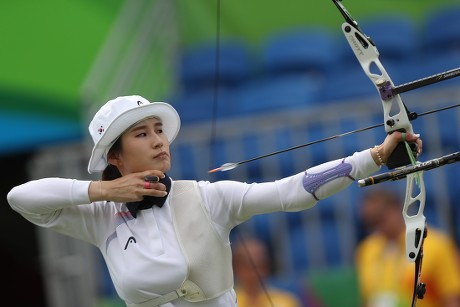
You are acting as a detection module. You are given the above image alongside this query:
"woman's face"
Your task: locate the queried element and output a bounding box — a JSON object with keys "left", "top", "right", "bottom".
{"left": 108, "top": 117, "right": 171, "bottom": 175}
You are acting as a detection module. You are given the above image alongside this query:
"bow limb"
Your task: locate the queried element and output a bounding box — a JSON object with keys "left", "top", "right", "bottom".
{"left": 404, "top": 172, "right": 428, "bottom": 304}
{"left": 404, "top": 172, "right": 426, "bottom": 262}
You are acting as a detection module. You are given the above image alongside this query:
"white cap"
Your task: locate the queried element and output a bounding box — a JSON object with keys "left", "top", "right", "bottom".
{"left": 87, "top": 95, "right": 180, "bottom": 173}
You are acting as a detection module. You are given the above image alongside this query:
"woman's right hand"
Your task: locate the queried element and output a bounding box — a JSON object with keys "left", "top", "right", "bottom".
{"left": 89, "top": 170, "right": 168, "bottom": 202}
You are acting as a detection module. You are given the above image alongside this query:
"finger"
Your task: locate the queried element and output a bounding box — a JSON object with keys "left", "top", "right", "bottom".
{"left": 142, "top": 181, "right": 166, "bottom": 191}
{"left": 150, "top": 182, "right": 166, "bottom": 191}
{"left": 406, "top": 133, "right": 422, "bottom": 154}
{"left": 416, "top": 138, "right": 423, "bottom": 154}
{"left": 404, "top": 133, "right": 421, "bottom": 141}
{"left": 143, "top": 187, "right": 168, "bottom": 197}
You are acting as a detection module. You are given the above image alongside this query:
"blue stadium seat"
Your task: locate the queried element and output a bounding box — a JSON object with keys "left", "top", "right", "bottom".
{"left": 169, "top": 87, "right": 239, "bottom": 123}
{"left": 421, "top": 5, "right": 460, "bottom": 56}
{"left": 360, "top": 14, "right": 418, "bottom": 63}
{"left": 444, "top": 161, "right": 460, "bottom": 207}
{"left": 169, "top": 90, "right": 214, "bottom": 123}
{"left": 273, "top": 128, "right": 297, "bottom": 177}
{"left": 285, "top": 211, "right": 304, "bottom": 231}
{"left": 319, "top": 65, "right": 376, "bottom": 102}
{"left": 315, "top": 197, "right": 337, "bottom": 222}
{"left": 320, "top": 219, "right": 342, "bottom": 267}
{"left": 177, "top": 39, "right": 253, "bottom": 94}
{"left": 241, "top": 133, "right": 265, "bottom": 182}
{"left": 435, "top": 107, "right": 460, "bottom": 151}
{"left": 401, "top": 53, "right": 460, "bottom": 93}
{"left": 303, "top": 124, "right": 332, "bottom": 166}
{"left": 173, "top": 144, "right": 197, "bottom": 180}
{"left": 261, "top": 27, "right": 339, "bottom": 79}
{"left": 287, "top": 226, "right": 310, "bottom": 272}
{"left": 235, "top": 75, "right": 321, "bottom": 114}
{"left": 208, "top": 137, "right": 232, "bottom": 181}
{"left": 444, "top": 163, "right": 460, "bottom": 245}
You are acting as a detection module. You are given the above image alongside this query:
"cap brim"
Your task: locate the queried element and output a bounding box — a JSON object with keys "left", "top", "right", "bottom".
{"left": 88, "top": 102, "right": 180, "bottom": 173}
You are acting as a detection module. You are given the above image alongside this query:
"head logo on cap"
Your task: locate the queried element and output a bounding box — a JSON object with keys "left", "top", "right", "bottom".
{"left": 87, "top": 95, "right": 181, "bottom": 174}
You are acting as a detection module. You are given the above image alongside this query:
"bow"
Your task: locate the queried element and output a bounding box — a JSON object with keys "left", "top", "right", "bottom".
{"left": 331, "top": 0, "right": 427, "bottom": 305}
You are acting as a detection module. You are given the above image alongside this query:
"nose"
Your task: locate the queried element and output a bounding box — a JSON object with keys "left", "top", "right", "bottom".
{"left": 151, "top": 133, "right": 164, "bottom": 149}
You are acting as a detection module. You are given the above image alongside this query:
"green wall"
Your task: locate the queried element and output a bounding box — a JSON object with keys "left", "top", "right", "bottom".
{"left": 176, "top": 0, "right": 460, "bottom": 47}
{"left": 0, "top": 0, "right": 458, "bottom": 153}
{"left": 0, "top": 0, "right": 123, "bottom": 116}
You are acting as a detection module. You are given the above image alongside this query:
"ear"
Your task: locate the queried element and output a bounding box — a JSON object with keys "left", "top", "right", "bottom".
{"left": 107, "top": 152, "right": 121, "bottom": 168}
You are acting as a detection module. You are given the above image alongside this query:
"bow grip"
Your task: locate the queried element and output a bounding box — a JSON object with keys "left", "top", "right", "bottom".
{"left": 387, "top": 141, "right": 418, "bottom": 169}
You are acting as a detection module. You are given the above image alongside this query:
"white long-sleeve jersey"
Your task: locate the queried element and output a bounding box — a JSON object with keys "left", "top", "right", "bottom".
{"left": 7, "top": 149, "right": 379, "bottom": 306}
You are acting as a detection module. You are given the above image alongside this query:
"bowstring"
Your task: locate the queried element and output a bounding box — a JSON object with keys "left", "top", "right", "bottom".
{"left": 209, "top": 1, "right": 275, "bottom": 306}
{"left": 209, "top": 0, "right": 221, "bottom": 159}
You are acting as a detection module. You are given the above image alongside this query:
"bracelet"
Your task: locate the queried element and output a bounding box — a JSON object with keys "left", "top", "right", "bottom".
{"left": 374, "top": 146, "right": 384, "bottom": 166}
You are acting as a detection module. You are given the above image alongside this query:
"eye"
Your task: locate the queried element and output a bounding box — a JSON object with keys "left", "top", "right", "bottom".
{"left": 136, "top": 132, "right": 147, "bottom": 137}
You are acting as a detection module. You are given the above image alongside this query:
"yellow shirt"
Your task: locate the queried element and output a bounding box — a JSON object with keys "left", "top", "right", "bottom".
{"left": 356, "top": 227, "right": 460, "bottom": 307}
{"left": 235, "top": 287, "right": 302, "bottom": 307}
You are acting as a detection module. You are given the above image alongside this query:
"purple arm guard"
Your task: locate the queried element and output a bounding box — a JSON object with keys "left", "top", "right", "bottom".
{"left": 303, "top": 159, "right": 354, "bottom": 200}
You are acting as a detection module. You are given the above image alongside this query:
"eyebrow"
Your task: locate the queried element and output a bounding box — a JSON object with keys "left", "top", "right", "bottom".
{"left": 129, "top": 121, "right": 163, "bottom": 133}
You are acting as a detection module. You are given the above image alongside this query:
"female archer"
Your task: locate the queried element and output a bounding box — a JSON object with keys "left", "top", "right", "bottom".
{"left": 7, "top": 95, "right": 421, "bottom": 306}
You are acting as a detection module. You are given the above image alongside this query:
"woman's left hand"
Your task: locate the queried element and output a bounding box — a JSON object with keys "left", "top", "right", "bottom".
{"left": 372, "top": 132, "right": 422, "bottom": 166}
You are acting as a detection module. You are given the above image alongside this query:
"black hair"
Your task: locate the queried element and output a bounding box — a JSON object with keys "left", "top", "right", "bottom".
{"left": 101, "top": 137, "right": 122, "bottom": 181}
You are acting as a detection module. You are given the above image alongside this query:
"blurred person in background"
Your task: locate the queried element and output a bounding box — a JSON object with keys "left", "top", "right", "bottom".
{"left": 7, "top": 95, "right": 421, "bottom": 307}
{"left": 232, "top": 237, "right": 303, "bottom": 307}
{"left": 355, "top": 187, "right": 460, "bottom": 307}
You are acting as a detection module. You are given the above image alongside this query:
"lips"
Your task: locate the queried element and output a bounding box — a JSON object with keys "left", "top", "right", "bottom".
{"left": 154, "top": 151, "right": 169, "bottom": 159}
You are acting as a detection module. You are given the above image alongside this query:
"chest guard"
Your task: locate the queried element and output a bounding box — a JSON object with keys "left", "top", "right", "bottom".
{"left": 127, "top": 180, "right": 233, "bottom": 306}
